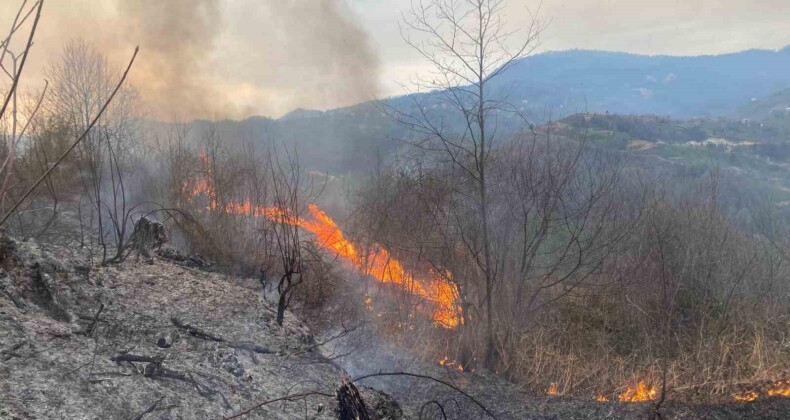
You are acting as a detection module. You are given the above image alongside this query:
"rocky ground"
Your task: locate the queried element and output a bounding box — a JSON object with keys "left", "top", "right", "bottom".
{"left": 0, "top": 236, "right": 397, "bottom": 419}
{"left": 1, "top": 235, "right": 788, "bottom": 419}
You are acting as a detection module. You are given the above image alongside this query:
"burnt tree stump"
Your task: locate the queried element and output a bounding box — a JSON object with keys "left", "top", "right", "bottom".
{"left": 131, "top": 216, "right": 168, "bottom": 260}
{"left": 337, "top": 374, "right": 371, "bottom": 420}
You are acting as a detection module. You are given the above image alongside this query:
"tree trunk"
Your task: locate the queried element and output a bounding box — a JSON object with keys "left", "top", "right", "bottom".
{"left": 478, "top": 55, "right": 496, "bottom": 368}
{"left": 276, "top": 291, "right": 287, "bottom": 326}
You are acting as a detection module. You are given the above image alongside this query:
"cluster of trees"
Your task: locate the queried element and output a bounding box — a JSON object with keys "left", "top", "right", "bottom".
{"left": 1, "top": 1, "right": 141, "bottom": 265}
{"left": 347, "top": 0, "right": 790, "bottom": 400}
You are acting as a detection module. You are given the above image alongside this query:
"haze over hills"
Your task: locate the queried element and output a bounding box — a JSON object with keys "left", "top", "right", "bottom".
{"left": 164, "top": 47, "right": 790, "bottom": 175}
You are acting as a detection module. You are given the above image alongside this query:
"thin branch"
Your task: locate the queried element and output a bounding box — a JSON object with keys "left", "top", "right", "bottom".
{"left": 221, "top": 390, "right": 333, "bottom": 420}
{"left": 0, "top": 46, "right": 139, "bottom": 227}
{"left": 353, "top": 371, "right": 497, "bottom": 419}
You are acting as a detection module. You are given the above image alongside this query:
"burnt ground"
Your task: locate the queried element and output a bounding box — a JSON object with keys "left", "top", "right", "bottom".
{"left": 0, "top": 237, "right": 394, "bottom": 419}
{"left": 0, "top": 235, "right": 788, "bottom": 419}
{"left": 322, "top": 318, "right": 790, "bottom": 419}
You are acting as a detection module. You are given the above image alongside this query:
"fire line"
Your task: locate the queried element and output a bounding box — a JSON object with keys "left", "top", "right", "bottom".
{"left": 186, "top": 159, "right": 461, "bottom": 328}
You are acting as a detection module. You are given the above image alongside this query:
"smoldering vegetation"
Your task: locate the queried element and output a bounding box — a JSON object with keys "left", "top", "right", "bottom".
{"left": 1, "top": 1, "right": 789, "bottom": 419}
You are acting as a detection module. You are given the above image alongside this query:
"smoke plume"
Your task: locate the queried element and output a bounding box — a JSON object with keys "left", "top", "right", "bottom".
{"left": 0, "top": 0, "right": 380, "bottom": 120}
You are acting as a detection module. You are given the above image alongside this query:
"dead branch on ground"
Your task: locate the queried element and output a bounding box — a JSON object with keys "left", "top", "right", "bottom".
{"left": 353, "top": 371, "right": 497, "bottom": 419}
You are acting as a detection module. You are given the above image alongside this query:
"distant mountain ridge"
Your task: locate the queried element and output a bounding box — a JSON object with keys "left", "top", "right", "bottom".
{"left": 276, "top": 46, "right": 790, "bottom": 120}
{"left": 157, "top": 47, "right": 790, "bottom": 174}
{"left": 450, "top": 46, "right": 790, "bottom": 119}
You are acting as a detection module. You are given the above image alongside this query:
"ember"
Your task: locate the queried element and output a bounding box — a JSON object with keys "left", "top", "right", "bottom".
{"left": 546, "top": 383, "right": 559, "bottom": 396}
{"left": 438, "top": 355, "right": 464, "bottom": 372}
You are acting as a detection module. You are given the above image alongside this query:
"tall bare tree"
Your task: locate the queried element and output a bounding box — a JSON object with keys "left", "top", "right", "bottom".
{"left": 397, "top": 0, "right": 545, "bottom": 366}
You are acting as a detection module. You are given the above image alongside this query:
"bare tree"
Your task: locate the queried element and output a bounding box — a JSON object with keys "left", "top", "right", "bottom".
{"left": 396, "top": 0, "right": 545, "bottom": 366}
{"left": 268, "top": 148, "right": 305, "bottom": 326}
{"left": 45, "top": 40, "right": 141, "bottom": 262}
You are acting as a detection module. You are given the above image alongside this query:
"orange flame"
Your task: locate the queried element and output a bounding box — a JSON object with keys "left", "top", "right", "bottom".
{"left": 767, "top": 380, "right": 790, "bottom": 397}
{"left": 731, "top": 380, "right": 790, "bottom": 402}
{"left": 618, "top": 381, "right": 657, "bottom": 402}
{"left": 185, "top": 157, "right": 462, "bottom": 328}
{"left": 733, "top": 391, "right": 759, "bottom": 402}
{"left": 547, "top": 383, "right": 559, "bottom": 396}
{"left": 438, "top": 356, "right": 464, "bottom": 372}
{"left": 595, "top": 395, "right": 609, "bottom": 402}
{"left": 293, "top": 204, "right": 461, "bottom": 327}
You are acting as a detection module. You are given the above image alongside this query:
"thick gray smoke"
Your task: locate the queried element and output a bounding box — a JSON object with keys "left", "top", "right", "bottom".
{"left": 215, "top": 0, "right": 381, "bottom": 117}
{"left": 0, "top": 0, "right": 380, "bottom": 120}
{"left": 117, "top": 0, "right": 224, "bottom": 120}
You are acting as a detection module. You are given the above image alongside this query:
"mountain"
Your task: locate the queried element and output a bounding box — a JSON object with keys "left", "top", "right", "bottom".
{"left": 489, "top": 47, "right": 790, "bottom": 119}
{"left": 736, "top": 88, "right": 790, "bottom": 119}
{"left": 148, "top": 47, "right": 790, "bottom": 175}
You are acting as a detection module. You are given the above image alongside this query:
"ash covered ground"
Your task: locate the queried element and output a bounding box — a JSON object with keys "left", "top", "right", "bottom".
{"left": 1, "top": 235, "right": 787, "bottom": 419}
{"left": 0, "top": 236, "right": 396, "bottom": 419}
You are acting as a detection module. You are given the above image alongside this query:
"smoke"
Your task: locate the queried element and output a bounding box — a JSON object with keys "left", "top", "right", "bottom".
{"left": 117, "top": 0, "right": 225, "bottom": 120}
{"left": 214, "top": 0, "right": 381, "bottom": 117}
{"left": 0, "top": 0, "right": 380, "bottom": 120}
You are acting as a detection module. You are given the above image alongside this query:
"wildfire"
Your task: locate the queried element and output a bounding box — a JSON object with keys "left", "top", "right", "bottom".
{"left": 438, "top": 356, "right": 464, "bottom": 372}
{"left": 595, "top": 395, "right": 609, "bottom": 402}
{"left": 767, "top": 380, "right": 790, "bottom": 397}
{"left": 618, "top": 381, "right": 657, "bottom": 402}
{"left": 185, "top": 158, "right": 462, "bottom": 328}
{"left": 733, "top": 391, "right": 759, "bottom": 402}
{"left": 732, "top": 379, "right": 790, "bottom": 402}
{"left": 546, "top": 383, "right": 559, "bottom": 396}
{"left": 284, "top": 204, "right": 460, "bottom": 328}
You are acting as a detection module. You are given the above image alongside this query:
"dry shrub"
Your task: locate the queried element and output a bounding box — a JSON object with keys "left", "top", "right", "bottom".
{"left": 161, "top": 128, "right": 274, "bottom": 275}
{"left": 352, "top": 146, "right": 790, "bottom": 402}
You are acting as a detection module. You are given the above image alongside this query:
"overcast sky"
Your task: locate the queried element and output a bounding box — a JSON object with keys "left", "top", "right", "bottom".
{"left": 3, "top": 0, "right": 790, "bottom": 120}
{"left": 351, "top": 0, "right": 790, "bottom": 93}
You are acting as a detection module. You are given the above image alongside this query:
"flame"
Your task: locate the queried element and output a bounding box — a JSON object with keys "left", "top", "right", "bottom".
{"left": 595, "top": 395, "right": 609, "bottom": 402}
{"left": 733, "top": 391, "right": 759, "bottom": 402}
{"left": 286, "top": 204, "right": 461, "bottom": 328}
{"left": 547, "top": 383, "right": 559, "bottom": 396}
{"left": 767, "top": 380, "right": 790, "bottom": 397}
{"left": 731, "top": 380, "right": 790, "bottom": 402}
{"left": 618, "top": 381, "right": 657, "bottom": 402}
{"left": 438, "top": 356, "right": 464, "bottom": 372}
{"left": 185, "top": 157, "right": 462, "bottom": 328}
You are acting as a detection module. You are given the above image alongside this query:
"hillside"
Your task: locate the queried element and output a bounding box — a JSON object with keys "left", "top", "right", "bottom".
{"left": 2, "top": 236, "right": 788, "bottom": 420}
{"left": 0, "top": 236, "right": 400, "bottom": 419}
{"left": 557, "top": 113, "right": 790, "bottom": 213}
{"left": 737, "top": 88, "right": 790, "bottom": 119}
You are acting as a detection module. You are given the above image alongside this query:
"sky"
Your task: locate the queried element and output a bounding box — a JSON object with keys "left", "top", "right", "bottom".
{"left": 2, "top": 0, "right": 790, "bottom": 120}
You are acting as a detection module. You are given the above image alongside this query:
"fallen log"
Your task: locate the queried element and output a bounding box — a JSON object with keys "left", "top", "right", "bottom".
{"left": 170, "top": 317, "right": 223, "bottom": 342}
{"left": 228, "top": 341, "right": 272, "bottom": 354}
{"left": 110, "top": 353, "right": 165, "bottom": 364}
